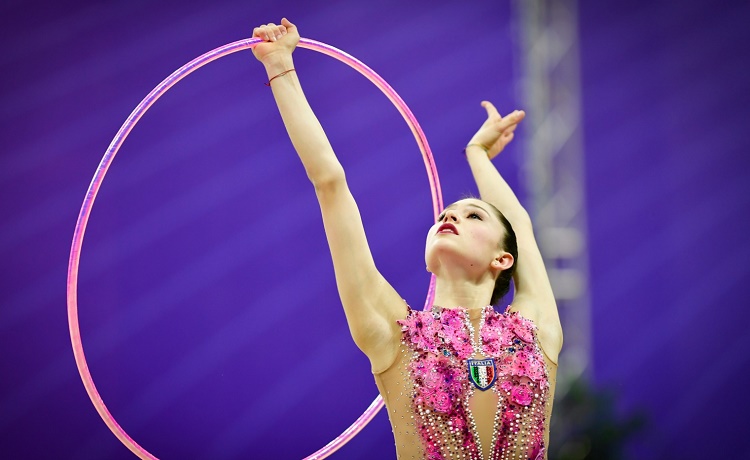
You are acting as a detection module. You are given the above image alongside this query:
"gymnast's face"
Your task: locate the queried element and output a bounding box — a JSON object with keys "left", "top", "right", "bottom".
{"left": 424, "top": 199, "right": 505, "bottom": 274}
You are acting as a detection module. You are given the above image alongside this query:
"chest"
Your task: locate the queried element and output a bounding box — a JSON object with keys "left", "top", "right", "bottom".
{"left": 399, "top": 307, "right": 549, "bottom": 394}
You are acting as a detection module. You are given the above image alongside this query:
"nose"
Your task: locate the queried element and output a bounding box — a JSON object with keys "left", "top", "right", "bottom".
{"left": 442, "top": 210, "right": 458, "bottom": 222}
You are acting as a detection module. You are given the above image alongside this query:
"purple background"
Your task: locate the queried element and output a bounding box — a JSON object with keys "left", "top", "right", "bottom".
{"left": 2, "top": 0, "right": 749, "bottom": 458}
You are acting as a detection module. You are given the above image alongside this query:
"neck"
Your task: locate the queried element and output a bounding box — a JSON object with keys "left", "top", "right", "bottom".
{"left": 431, "top": 274, "right": 494, "bottom": 310}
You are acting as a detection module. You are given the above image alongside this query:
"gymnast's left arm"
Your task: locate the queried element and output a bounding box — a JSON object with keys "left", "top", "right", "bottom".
{"left": 465, "top": 102, "right": 563, "bottom": 364}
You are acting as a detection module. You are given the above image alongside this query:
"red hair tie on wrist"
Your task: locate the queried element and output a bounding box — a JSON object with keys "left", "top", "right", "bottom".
{"left": 265, "top": 68, "right": 296, "bottom": 86}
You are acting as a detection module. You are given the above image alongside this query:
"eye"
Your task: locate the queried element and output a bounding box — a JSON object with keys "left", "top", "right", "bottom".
{"left": 468, "top": 212, "right": 482, "bottom": 220}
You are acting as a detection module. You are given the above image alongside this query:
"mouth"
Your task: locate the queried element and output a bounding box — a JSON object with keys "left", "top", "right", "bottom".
{"left": 436, "top": 223, "right": 458, "bottom": 235}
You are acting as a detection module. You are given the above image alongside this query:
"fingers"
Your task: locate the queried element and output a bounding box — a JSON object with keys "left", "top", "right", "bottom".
{"left": 481, "top": 101, "right": 501, "bottom": 119}
{"left": 252, "top": 22, "right": 289, "bottom": 42}
{"left": 281, "top": 17, "right": 295, "bottom": 29}
{"left": 496, "top": 109, "right": 525, "bottom": 132}
{"left": 504, "top": 123, "right": 518, "bottom": 135}
{"left": 252, "top": 25, "right": 273, "bottom": 41}
{"left": 506, "top": 109, "right": 525, "bottom": 122}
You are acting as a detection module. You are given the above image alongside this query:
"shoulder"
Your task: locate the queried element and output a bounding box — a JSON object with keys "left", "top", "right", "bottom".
{"left": 504, "top": 299, "right": 563, "bottom": 365}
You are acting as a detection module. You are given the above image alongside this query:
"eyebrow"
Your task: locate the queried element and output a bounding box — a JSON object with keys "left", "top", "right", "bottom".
{"left": 442, "top": 203, "right": 491, "bottom": 215}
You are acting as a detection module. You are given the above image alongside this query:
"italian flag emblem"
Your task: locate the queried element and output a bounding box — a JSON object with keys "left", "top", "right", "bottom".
{"left": 467, "top": 358, "right": 497, "bottom": 391}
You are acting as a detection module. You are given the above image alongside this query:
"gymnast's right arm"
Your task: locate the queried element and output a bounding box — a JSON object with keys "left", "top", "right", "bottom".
{"left": 251, "top": 19, "right": 404, "bottom": 367}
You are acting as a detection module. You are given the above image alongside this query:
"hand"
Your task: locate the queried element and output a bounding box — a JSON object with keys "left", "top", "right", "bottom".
{"left": 251, "top": 18, "right": 300, "bottom": 64}
{"left": 468, "top": 101, "right": 525, "bottom": 160}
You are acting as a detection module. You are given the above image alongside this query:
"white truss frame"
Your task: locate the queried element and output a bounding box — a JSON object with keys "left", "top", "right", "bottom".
{"left": 513, "top": 0, "right": 591, "bottom": 388}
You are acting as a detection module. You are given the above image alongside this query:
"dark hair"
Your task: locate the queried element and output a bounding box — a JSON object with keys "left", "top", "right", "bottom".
{"left": 485, "top": 202, "right": 518, "bottom": 305}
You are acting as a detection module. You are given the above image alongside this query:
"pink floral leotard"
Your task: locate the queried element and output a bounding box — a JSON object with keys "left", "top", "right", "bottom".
{"left": 373, "top": 305, "right": 554, "bottom": 460}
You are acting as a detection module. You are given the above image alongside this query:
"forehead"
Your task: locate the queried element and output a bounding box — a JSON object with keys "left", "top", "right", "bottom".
{"left": 443, "top": 199, "right": 492, "bottom": 214}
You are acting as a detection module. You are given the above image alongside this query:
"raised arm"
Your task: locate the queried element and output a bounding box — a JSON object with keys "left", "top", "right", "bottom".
{"left": 251, "top": 20, "right": 405, "bottom": 369}
{"left": 465, "top": 102, "right": 563, "bottom": 362}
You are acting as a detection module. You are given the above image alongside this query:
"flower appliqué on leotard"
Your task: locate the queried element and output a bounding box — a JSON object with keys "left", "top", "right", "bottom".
{"left": 398, "top": 306, "right": 549, "bottom": 460}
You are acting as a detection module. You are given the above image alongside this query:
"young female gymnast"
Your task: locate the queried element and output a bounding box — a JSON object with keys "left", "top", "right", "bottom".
{"left": 251, "top": 18, "right": 563, "bottom": 460}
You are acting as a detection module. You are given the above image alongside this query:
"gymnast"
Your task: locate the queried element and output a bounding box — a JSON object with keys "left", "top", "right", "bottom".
{"left": 252, "top": 18, "right": 563, "bottom": 460}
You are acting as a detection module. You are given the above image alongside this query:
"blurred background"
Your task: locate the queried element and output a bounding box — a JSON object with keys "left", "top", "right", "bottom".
{"left": 2, "top": 0, "right": 749, "bottom": 458}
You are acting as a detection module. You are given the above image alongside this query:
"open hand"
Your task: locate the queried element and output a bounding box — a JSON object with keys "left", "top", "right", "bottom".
{"left": 468, "top": 101, "right": 525, "bottom": 160}
{"left": 251, "top": 18, "right": 299, "bottom": 63}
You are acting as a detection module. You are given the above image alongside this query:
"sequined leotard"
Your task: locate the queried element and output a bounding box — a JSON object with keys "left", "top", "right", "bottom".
{"left": 373, "top": 305, "right": 556, "bottom": 460}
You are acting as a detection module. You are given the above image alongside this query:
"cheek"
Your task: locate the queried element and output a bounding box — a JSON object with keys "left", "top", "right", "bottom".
{"left": 469, "top": 228, "right": 501, "bottom": 251}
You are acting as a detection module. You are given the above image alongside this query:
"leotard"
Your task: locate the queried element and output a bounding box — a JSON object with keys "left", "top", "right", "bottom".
{"left": 373, "top": 305, "right": 556, "bottom": 460}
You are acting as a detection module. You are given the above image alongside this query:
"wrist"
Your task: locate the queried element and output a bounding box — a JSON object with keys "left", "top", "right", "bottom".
{"left": 261, "top": 53, "right": 294, "bottom": 74}
{"left": 465, "top": 143, "right": 490, "bottom": 157}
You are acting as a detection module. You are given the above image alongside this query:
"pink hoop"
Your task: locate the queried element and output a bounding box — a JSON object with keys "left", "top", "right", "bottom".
{"left": 67, "top": 37, "right": 443, "bottom": 459}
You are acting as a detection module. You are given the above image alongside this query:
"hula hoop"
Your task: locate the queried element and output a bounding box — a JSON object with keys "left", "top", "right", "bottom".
{"left": 67, "top": 37, "right": 443, "bottom": 459}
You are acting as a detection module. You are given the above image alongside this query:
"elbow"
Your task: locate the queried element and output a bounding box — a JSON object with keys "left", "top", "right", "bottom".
{"left": 311, "top": 166, "right": 347, "bottom": 194}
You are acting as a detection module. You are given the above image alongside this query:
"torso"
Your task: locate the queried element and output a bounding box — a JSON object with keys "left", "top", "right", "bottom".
{"left": 373, "top": 305, "right": 557, "bottom": 460}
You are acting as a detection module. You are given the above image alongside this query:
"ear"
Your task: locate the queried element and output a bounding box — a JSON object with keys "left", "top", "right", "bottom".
{"left": 491, "top": 252, "right": 514, "bottom": 272}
